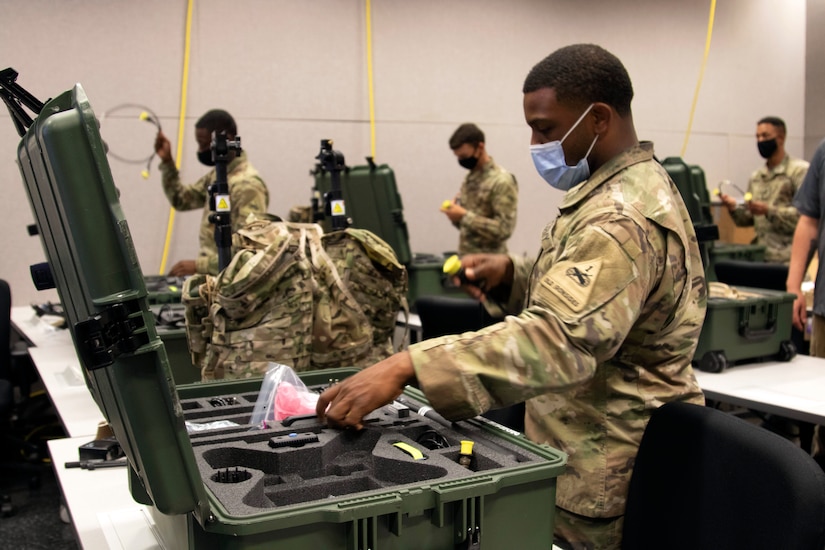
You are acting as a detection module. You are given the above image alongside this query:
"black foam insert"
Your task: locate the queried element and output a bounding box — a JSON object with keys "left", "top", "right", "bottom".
{"left": 181, "top": 385, "right": 541, "bottom": 517}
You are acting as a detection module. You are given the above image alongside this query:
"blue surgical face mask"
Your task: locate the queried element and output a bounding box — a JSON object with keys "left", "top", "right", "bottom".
{"left": 530, "top": 104, "right": 598, "bottom": 191}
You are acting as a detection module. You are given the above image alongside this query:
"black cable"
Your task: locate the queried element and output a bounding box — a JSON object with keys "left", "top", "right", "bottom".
{"left": 99, "top": 103, "right": 162, "bottom": 179}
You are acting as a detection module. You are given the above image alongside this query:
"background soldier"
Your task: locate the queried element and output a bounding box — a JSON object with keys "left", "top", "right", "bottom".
{"left": 719, "top": 116, "right": 809, "bottom": 264}
{"left": 154, "top": 109, "right": 270, "bottom": 276}
{"left": 441, "top": 122, "right": 518, "bottom": 255}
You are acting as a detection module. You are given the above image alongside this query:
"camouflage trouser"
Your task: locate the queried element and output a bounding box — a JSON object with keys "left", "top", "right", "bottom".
{"left": 553, "top": 507, "right": 623, "bottom": 550}
{"left": 809, "top": 315, "right": 825, "bottom": 459}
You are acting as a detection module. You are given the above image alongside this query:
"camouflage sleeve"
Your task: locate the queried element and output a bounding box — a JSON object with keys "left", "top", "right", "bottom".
{"left": 460, "top": 173, "right": 518, "bottom": 242}
{"left": 229, "top": 176, "right": 270, "bottom": 234}
{"left": 159, "top": 161, "right": 210, "bottom": 212}
{"left": 410, "top": 216, "right": 660, "bottom": 421}
{"left": 196, "top": 247, "right": 218, "bottom": 275}
{"left": 196, "top": 175, "right": 270, "bottom": 275}
{"left": 765, "top": 162, "right": 808, "bottom": 234}
{"left": 728, "top": 204, "right": 754, "bottom": 226}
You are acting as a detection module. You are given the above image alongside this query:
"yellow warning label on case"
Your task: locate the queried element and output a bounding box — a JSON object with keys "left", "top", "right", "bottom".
{"left": 216, "top": 194, "right": 231, "bottom": 212}
{"left": 331, "top": 200, "right": 346, "bottom": 215}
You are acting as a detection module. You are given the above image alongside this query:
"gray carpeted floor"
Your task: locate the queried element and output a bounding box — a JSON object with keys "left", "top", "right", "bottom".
{"left": 0, "top": 460, "right": 79, "bottom": 549}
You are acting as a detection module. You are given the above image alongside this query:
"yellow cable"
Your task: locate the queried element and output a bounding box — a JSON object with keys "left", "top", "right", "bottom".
{"left": 159, "top": 0, "right": 194, "bottom": 274}
{"left": 366, "top": 0, "right": 377, "bottom": 159}
{"left": 680, "top": 0, "right": 717, "bottom": 157}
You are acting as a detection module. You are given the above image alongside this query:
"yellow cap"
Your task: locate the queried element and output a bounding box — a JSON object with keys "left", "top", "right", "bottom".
{"left": 460, "top": 440, "right": 474, "bottom": 456}
{"left": 712, "top": 188, "right": 721, "bottom": 196}
{"left": 744, "top": 192, "right": 753, "bottom": 202}
{"left": 443, "top": 254, "right": 462, "bottom": 276}
{"left": 139, "top": 111, "right": 149, "bottom": 121}
{"left": 441, "top": 199, "right": 453, "bottom": 210}
{"left": 141, "top": 169, "right": 150, "bottom": 179}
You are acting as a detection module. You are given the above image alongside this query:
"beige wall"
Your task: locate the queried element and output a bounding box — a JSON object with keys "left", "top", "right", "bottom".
{"left": 0, "top": 0, "right": 809, "bottom": 305}
{"left": 806, "top": 0, "right": 825, "bottom": 157}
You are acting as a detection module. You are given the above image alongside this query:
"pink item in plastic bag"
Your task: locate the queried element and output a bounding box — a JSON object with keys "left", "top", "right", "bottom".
{"left": 273, "top": 381, "right": 318, "bottom": 421}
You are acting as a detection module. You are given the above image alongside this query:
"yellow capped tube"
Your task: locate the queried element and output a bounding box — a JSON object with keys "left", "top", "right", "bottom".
{"left": 443, "top": 254, "right": 462, "bottom": 276}
{"left": 460, "top": 440, "right": 474, "bottom": 456}
{"left": 458, "top": 440, "right": 474, "bottom": 468}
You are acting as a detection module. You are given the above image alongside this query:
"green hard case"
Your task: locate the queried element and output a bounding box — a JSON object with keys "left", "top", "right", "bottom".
{"left": 314, "top": 161, "right": 465, "bottom": 306}
{"left": 13, "top": 82, "right": 566, "bottom": 549}
{"left": 660, "top": 156, "right": 721, "bottom": 279}
{"left": 314, "top": 161, "right": 412, "bottom": 265}
{"left": 694, "top": 286, "right": 796, "bottom": 372}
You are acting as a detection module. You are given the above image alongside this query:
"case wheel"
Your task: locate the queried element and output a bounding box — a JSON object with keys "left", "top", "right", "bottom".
{"left": 777, "top": 340, "right": 797, "bottom": 362}
{"left": 698, "top": 350, "right": 728, "bottom": 373}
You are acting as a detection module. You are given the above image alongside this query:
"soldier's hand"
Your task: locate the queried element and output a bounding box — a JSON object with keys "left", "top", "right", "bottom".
{"left": 316, "top": 352, "right": 416, "bottom": 430}
{"left": 443, "top": 203, "right": 466, "bottom": 223}
{"left": 719, "top": 192, "right": 737, "bottom": 212}
{"left": 458, "top": 254, "right": 513, "bottom": 300}
{"left": 168, "top": 260, "right": 196, "bottom": 277}
{"left": 746, "top": 200, "right": 769, "bottom": 216}
{"left": 792, "top": 292, "right": 808, "bottom": 332}
{"left": 154, "top": 130, "right": 173, "bottom": 164}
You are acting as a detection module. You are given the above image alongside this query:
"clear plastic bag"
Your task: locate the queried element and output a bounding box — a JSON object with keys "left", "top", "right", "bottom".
{"left": 249, "top": 363, "right": 319, "bottom": 429}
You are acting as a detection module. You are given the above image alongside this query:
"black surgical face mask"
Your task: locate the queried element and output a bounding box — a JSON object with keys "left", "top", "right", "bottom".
{"left": 197, "top": 149, "right": 215, "bottom": 166}
{"left": 757, "top": 138, "right": 778, "bottom": 160}
{"left": 458, "top": 156, "right": 478, "bottom": 170}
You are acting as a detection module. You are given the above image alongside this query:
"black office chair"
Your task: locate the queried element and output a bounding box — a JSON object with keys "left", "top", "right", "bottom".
{"left": 622, "top": 401, "right": 825, "bottom": 550}
{"left": 0, "top": 279, "right": 58, "bottom": 517}
{"left": 413, "top": 295, "right": 525, "bottom": 432}
{"left": 0, "top": 278, "right": 18, "bottom": 429}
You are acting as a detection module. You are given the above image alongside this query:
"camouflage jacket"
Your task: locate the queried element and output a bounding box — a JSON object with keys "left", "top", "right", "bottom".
{"left": 409, "top": 142, "right": 706, "bottom": 518}
{"left": 730, "top": 155, "right": 809, "bottom": 263}
{"left": 455, "top": 157, "right": 518, "bottom": 255}
{"left": 160, "top": 151, "right": 269, "bottom": 274}
{"left": 182, "top": 218, "right": 408, "bottom": 380}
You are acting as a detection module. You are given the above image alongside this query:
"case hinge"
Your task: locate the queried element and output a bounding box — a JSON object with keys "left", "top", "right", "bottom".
{"left": 75, "top": 301, "right": 149, "bottom": 370}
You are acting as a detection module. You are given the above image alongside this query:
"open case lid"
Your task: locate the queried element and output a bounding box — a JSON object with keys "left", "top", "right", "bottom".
{"left": 14, "top": 82, "right": 209, "bottom": 518}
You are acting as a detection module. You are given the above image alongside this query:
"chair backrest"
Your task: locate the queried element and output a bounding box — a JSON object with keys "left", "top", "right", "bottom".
{"left": 0, "top": 279, "right": 11, "bottom": 380}
{"left": 0, "top": 279, "right": 13, "bottom": 416}
{"left": 714, "top": 259, "right": 788, "bottom": 291}
{"left": 414, "top": 295, "right": 500, "bottom": 340}
{"left": 622, "top": 401, "right": 825, "bottom": 550}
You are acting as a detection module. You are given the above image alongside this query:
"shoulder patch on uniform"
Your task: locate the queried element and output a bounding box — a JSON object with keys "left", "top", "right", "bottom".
{"left": 540, "top": 259, "right": 602, "bottom": 313}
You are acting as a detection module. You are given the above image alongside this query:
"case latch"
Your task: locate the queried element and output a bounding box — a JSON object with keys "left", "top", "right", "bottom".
{"left": 75, "top": 301, "right": 149, "bottom": 370}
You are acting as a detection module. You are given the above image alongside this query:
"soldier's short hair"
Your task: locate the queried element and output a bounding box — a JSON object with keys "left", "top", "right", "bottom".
{"left": 522, "top": 44, "right": 634, "bottom": 117}
{"left": 196, "top": 109, "right": 237, "bottom": 136}
{"left": 449, "top": 123, "right": 485, "bottom": 150}
{"left": 758, "top": 116, "right": 787, "bottom": 136}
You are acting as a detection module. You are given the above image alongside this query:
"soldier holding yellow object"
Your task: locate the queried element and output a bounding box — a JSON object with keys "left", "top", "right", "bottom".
{"left": 441, "top": 123, "right": 518, "bottom": 255}
{"left": 318, "top": 44, "right": 706, "bottom": 549}
{"left": 718, "top": 116, "right": 808, "bottom": 263}
{"left": 154, "top": 109, "right": 269, "bottom": 276}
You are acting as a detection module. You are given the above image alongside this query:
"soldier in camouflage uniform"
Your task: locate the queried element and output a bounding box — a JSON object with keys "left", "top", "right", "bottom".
{"left": 316, "top": 44, "right": 706, "bottom": 549}
{"left": 154, "top": 109, "right": 269, "bottom": 276}
{"left": 719, "top": 116, "right": 809, "bottom": 264}
{"left": 442, "top": 123, "right": 518, "bottom": 254}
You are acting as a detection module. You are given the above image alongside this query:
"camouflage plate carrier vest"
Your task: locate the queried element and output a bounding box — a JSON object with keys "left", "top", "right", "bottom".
{"left": 182, "top": 217, "right": 409, "bottom": 380}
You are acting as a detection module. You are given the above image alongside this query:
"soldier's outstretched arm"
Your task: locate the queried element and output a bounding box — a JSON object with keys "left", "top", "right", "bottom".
{"left": 317, "top": 352, "right": 416, "bottom": 430}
